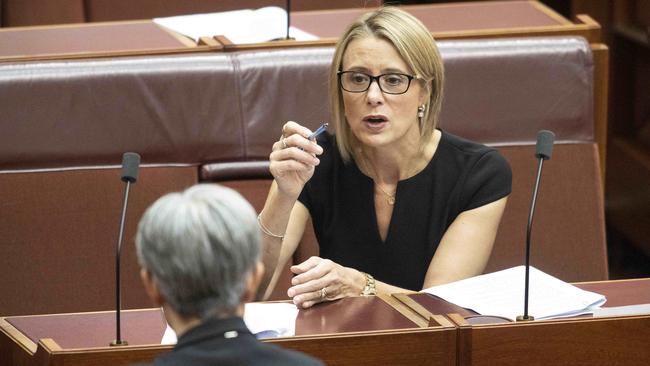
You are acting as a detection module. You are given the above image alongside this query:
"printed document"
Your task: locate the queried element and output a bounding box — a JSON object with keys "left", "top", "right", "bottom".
{"left": 422, "top": 266, "right": 606, "bottom": 321}
{"left": 154, "top": 6, "right": 318, "bottom": 44}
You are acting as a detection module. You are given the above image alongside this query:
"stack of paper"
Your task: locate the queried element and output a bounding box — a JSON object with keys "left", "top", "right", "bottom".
{"left": 160, "top": 302, "right": 298, "bottom": 344}
{"left": 153, "top": 6, "right": 318, "bottom": 44}
{"left": 243, "top": 302, "right": 298, "bottom": 338}
{"left": 422, "top": 266, "right": 606, "bottom": 321}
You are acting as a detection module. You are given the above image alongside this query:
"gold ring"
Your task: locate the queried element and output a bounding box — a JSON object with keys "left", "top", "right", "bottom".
{"left": 281, "top": 137, "right": 287, "bottom": 149}
{"left": 320, "top": 287, "right": 327, "bottom": 300}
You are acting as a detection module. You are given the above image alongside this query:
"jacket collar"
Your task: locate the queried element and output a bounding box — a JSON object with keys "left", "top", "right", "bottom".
{"left": 175, "top": 316, "right": 252, "bottom": 349}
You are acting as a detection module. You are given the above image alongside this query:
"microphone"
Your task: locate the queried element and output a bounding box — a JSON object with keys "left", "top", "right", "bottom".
{"left": 517, "top": 130, "right": 554, "bottom": 322}
{"left": 110, "top": 152, "right": 141, "bottom": 346}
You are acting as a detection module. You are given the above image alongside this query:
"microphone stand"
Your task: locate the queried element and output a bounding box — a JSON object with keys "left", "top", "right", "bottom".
{"left": 517, "top": 130, "right": 554, "bottom": 322}
{"left": 110, "top": 152, "right": 140, "bottom": 346}
{"left": 110, "top": 180, "right": 132, "bottom": 346}
{"left": 270, "top": 0, "right": 294, "bottom": 41}
{"left": 286, "top": 0, "right": 291, "bottom": 40}
{"left": 516, "top": 157, "right": 544, "bottom": 322}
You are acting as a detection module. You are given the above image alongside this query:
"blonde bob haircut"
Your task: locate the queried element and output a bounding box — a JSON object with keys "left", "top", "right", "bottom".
{"left": 328, "top": 6, "right": 445, "bottom": 163}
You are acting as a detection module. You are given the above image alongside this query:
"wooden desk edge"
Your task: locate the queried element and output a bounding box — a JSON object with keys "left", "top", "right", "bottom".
{"left": 1, "top": 308, "right": 167, "bottom": 355}
{"left": 573, "top": 277, "right": 650, "bottom": 285}
{"left": 377, "top": 293, "right": 430, "bottom": 328}
{"left": 0, "top": 46, "right": 218, "bottom": 64}
{"left": 389, "top": 293, "right": 456, "bottom": 328}
{"left": 1, "top": 317, "right": 38, "bottom": 354}
{"left": 213, "top": 24, "right": 602, "bottom": 53}
{"left": 446, "top": 311, "right": 650, "bottom": 329}
{"left": 0, "top": 21, "right": 602, "bottom": 64}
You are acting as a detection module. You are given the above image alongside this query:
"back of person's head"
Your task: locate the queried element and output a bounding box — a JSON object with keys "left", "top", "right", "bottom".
{"left": 329, "top": 6, "right": 445, "bottom": 162}
{"left": 136, "top": 184, "right": 260, "bottom": 319}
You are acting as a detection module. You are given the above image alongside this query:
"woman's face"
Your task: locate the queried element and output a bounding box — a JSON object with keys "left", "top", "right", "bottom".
{"left": 341, "top": 36, "right": 426, "bottom": 151}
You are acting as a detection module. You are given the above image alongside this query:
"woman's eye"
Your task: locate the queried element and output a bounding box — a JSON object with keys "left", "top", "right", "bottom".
{"left": 384, "top": 75, "right": 404, "bottom": 85}
{"left": 350, "top": 73, "right": 369, "bottom": 83}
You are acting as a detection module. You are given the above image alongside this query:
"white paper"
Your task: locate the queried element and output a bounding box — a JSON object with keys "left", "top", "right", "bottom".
{"left": 159, "top": 302, "right": 299, "bottom": 344}
{"left": 593, "top": 303, "right": 650, "bottom": 317}
{"left": 161, "top": 324, "right": 177, "bottom": 345}
{"left": 153, "top": 6, "right": 318, "bottom": 43}
{"left": 244, "top": 302, "right": 298, "bottom": 338}
{"left": 422, "top": 266, "right": 606, "bottom": 321}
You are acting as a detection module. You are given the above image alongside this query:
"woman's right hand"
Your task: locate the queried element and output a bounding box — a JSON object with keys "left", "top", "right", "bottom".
{"left": 269, "top": 121, "right": 324, "bottom": 198}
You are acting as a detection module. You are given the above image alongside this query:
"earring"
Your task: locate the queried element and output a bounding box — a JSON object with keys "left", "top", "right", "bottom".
{"left": 417, "top": 105, "right": 426, "bottom": 127}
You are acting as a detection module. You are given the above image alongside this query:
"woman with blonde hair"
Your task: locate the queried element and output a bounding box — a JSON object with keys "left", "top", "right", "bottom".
{"left": 258, "top": 6, "right": 511, "bottom": 308}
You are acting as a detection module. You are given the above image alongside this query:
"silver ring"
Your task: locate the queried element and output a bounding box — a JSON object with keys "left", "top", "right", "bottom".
{"left": 320, "top": 287, "right": 327, "bottom": 300}
{"left": 281, "top": 137, "right": 287, "bottom": 149}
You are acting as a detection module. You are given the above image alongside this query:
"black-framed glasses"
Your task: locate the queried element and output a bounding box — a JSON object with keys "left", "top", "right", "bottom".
{"left": 338, "top": 70, "right": 418, "bottom": 95}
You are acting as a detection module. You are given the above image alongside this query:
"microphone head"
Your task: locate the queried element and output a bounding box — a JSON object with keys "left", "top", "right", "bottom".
{"left": 121, "top": 152, "right": 141, "bottom": 183}
{"left": 535, "top": 130, "right": 555, "bottom": 160}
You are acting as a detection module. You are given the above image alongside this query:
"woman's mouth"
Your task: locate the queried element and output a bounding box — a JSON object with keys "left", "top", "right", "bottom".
{"left": 363, "top": 115, "right": 388, "bottom": 127}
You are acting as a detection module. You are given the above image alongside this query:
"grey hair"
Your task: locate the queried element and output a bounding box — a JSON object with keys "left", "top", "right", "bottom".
{"left": 135, "top": 184, "right": 260, "bottom": 319}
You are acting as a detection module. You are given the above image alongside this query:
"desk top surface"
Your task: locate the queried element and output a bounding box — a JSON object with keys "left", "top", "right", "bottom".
{"left": 3, "top": 278, "right": 649, "bottom": 351}
{"left": 0, "top": 22, "right": 188, "bottom": 58}
{"left": 2, "top": 278, "right": 646, "bottom": 366}
{"left": 0, "top": 1, "right": 572, "bottom": 61}
{"left": 575, "top": 278, "right": 650, "bottom": 306}
{"left": 293, "top": 1, "right": 566, "bottom": 39}
{"left": 3, "top": 296, "right": 418, "bottom": 349}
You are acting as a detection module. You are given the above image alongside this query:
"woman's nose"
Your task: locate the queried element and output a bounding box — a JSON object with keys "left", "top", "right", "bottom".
{"left": 366, "top": 80, "right": 384, "bottom": 105}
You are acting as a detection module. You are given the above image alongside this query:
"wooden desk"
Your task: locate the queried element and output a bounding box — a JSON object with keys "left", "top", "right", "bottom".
{"left": 3, "top": 279, "right": 648, "bottom": 365}
{"left": 0, "top": 1, "right": 600, "bottom": 63}
{"left": 400, "top": 278, "right": 650, "bottom": 366}
{"left": 0, "top": 295, "right": 456, "bottom": 366}
{"left": 0, "top": 20, "right": 216, "bottom": 63}
{"left": 292, "top": 1, "right": 600, "bottom": 42}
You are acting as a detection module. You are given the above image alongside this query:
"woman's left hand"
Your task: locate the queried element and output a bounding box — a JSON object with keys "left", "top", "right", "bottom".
{"left": 287, "top": 256, "right": 365, "bottom": 308}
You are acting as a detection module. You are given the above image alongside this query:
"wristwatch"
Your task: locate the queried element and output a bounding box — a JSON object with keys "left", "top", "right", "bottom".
{"left": 360, "top": 272, "right": 377, "bottom": 296}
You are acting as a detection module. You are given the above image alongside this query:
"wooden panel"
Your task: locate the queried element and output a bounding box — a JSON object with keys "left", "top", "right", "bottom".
{"left": 446, "top": 279, "right": 650, "bottom": 366}
{"left": 272, "top": 328, "right": 456, "bottom": 366}
{"left": 0, "top": 167, "right": 198, "bottom": 316}
{"left": 490, "top": 144, "right": 607, "bottom": 282}
{"left": 592, "top": 43, "right": 610, "bottom": 179}
{"left": 605, "top": 138, "right": 650, "bottom": 258}
{"left": 1, "top": 0, "right": 85, "bottom": 27}
{"left": 461, "top": 316, "right": 650, "bottom": 366}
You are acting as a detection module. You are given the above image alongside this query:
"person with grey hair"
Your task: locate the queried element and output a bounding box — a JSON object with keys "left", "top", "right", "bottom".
{"left": 135, "top": 184, "right": 324, "bottom": 366}
{"left": 259, "top": 6, "right": 511, "bottom": 308}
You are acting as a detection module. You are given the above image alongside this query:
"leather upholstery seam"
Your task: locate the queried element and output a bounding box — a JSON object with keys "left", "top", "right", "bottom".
{"left": 231, "top": 54, "right": 248, "bottom": 160}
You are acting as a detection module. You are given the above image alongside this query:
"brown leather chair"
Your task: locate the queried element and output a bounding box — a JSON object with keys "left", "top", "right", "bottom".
{"left": 438, "top": 38, "right": 607, "bottom": 281}
{"left": 0, "top": 54, "right": 241, "bottom": 315}
{"left": 202, "top": 37, "right": 608, "bottom": 297}
{"left": 0, "top": 36, "right": 606, "bottom": 316}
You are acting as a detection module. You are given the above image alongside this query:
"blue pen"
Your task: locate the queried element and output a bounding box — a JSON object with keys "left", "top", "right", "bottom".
{"left": 299, "top": 123, "right": 328, "bottom": 151}
{"left": 308, "top": 123, "right": 329, "bottom": 140}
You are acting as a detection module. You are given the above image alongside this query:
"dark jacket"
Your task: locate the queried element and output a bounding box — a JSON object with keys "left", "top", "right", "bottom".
{"left": 135, "top": 316, "right": 324, "bottom": 366}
